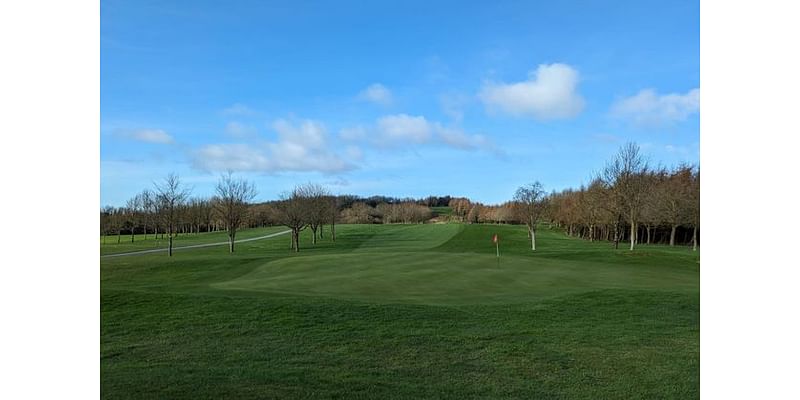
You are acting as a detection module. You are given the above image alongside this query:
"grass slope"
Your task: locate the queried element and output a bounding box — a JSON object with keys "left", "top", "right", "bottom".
{"left": 101, "top": 223, "right": 699, "bottom": 399}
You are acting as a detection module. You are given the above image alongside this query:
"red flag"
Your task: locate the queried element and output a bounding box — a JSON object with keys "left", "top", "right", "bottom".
{"left": 492, "top": 234, "right": 498, "bottom": 243}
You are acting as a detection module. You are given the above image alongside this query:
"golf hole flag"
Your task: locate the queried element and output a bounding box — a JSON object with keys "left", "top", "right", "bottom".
{"left": 492, "top": 234, "right": 499, "bottom": 257}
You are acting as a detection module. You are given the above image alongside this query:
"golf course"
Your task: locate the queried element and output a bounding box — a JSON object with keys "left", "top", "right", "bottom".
{"left": 101, "top": 222, "right": 699, "bottom": 399}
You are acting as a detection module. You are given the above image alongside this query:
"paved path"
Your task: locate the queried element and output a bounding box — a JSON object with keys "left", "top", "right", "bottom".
{"left": 101, "top": 230, "right": 292, "bottom": 258}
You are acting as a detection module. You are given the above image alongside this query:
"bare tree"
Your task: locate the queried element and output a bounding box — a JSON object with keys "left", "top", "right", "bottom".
{"left": 125, "top": 195, "right": 142, "bottom": 243}
{"left": 301, "top": 183, "right": 329, "bottom": 245}
{"left": 603, "top": 143, "right": 650, "bottom": 251}
{"left": 214, "top": 172, "right": 257, "bottom": 253}
{"left": 654, "top": 165, "right": 694, "bottom": 246}
{"left": 514, "top": 182, "right": 548, "bottom": 251}
{"left": 272, "top": 185, "right": 312, "bottom": 252}
{"left": 327, "top": 195, "right": 340, "bottom": 242}
{"left": 137, "top": 190, "right": 155, "bottom": 240}
{"left": 154, "top": 173, "right": 191, "bottom": 256}
{"left": 197, "top": 197, "right": 215, "bottom": 232}
{"left": 100, "top": 206, "right": 113, "bottom": 244}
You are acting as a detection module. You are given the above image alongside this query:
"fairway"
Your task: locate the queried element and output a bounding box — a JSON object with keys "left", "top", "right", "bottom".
{"left": 101, "top": 223, "right": 699, "bottom": 399}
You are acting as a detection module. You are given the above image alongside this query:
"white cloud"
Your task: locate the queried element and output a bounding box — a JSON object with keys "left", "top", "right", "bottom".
{"left": 191, "top": 119, "right": 355, "bottom": 173}
{"left": 377, "top": 114, "right": 432, "bottom": 144}
{"left": 344, "top": 113, "right": 501, "bottom": 155}
{"left": 611, "top": 88, "right": 699, "bottom": 126}
{"left": 357, "top": 83, "right": 393, "bottom": 106}
{"left": 128, "top": 129, "right": 174, "bottom": 144}
{"left": 192, "top": 144, "right": 271, "bottom": 171}
{"left": 478, "top": 63, "right": 585, "bottom": 119}
{"left": 224, "top": 121, "right": 257, "bottom": 138}
{"left": 434, "top": 125, "right": 504, "bottom": 156}
{"left": 435, "top": 125, "right": 488, "bottom": 149}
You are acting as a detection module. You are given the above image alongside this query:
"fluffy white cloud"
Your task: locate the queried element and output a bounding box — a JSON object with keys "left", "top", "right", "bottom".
{"left": 191, "top": 119, "right": 354, "bottom": 173}
{"left": 479, "top": 63, "right": 585, "bottom": 119}
{"left": 377, "top": 114, "right": 432, "bottom": 144}
{"left": 128, "top": 129, "right": 174, "bottom": 144}
{"left": 611, "top": 88, "right": 699, "bottom": 126}
{"left": 435, "top": 125, "right": 504, "bottom": 156}
{"left": 344, "top": 114, "right": 501, "bottom": 155}
{"left": 436, "top": 125, "right": 490, "bottom": 150}
{"left": 192, "top": 144, "right": 271, "bottom": 171}
{"left": 358, "top": 83, "right": 393, "bottom": 106}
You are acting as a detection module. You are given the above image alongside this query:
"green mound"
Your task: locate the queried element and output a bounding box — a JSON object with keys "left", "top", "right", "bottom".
{"left": 215, "top": 251, "right": 697, "bottom": 305}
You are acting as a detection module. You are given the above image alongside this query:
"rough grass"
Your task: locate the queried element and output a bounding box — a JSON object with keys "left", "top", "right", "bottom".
{"left": 101, "top": 223, "right": 699, "bottom": 399}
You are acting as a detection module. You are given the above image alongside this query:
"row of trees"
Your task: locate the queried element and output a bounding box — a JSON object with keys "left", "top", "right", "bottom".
{"left": 101, "top": 142, "right": 698, "bottom": 255}
{"left": 339, "top": 202, "right": 432, "bottom": 224}
{"left": 545, "top": 143, "right": 699, "bottom": 251}
{"left": 101, "top": 173, "right": 256, "bottom": 255}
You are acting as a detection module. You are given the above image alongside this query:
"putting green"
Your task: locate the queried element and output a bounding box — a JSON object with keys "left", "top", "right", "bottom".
{"left": 214, "top": 251, "right": 698, "bottom": 305}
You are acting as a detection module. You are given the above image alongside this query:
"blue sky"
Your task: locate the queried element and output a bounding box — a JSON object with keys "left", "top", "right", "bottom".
{"left": 100, "top": 0, "right": 699, "bottom": 206}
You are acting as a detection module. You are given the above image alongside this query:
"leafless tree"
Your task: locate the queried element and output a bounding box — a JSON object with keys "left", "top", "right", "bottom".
{"left": 602, "top": 143, "right": 650, "bottom": 251}
{"left": 326, "top": 195, "right": 340, "bottom": 242}
{"left": 654, "top": 165, "right": 694, "bottom": 246}
{"left": 301, "top": 183, "right": 329, "bottom": 245}
{"left": 154, "top": 173, "right": 191, "bottom": 256}
{"left": 137, "top": 190, "right": 155, "bottom": 240}
{"left": 467, "top": 205, "right": 480, "bottom": 224}
{"left": 100, "top": 206, "right": 113, "bottom": 244}
{"left": 214, "top": 172, "right": 257, "bottom": 253}
{"left": 514, "top": 181, "right": 548, "bottom": 251}
{"left": 272, "top": 185, "right": 312, "bottom": 252}
{"left": 198, "top": 197, "right": 215, "bottom": 232}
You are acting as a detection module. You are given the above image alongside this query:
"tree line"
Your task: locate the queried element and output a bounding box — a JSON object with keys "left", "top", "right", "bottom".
{"left": 101, "top": 142, "right": 699, "bottom": 255}
{"left": 547, "top": 143, "right": 699, "bottom": 251}
{"left": 510, "top": 143, "right": 700, "bottom": 251}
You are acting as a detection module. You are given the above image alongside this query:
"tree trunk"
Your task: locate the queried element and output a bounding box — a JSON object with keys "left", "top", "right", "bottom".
{"left": 311, "top": 226, "right": 317, "bottom": 244}
{"left": 629, "top": 221, "right": 636, "bottom": 251}
{"left": 692, "top": 226, "right": 698, "bottom": 251}
{"left": 589, "top": 224, "right": 594, "bottom": 242}
{"left": 294, "top": 229, "right": 301, "bottom": 252}
{"left": 331, "top": 220, "right": 336, "bottom": 242}
{"left": 613, "top": 223, "right": 619, "bottom": 249}
{"left": 670, "top": 225, "right": 677, "bottom": 246}
{"left": 229, "top": 231, "right": 235, "bottom": 253}
{"left": 646, "top": 225, "right": 652, "bottom": 244}
{"left": 531, "top": 228, "right": 536, "bottom": 251}
{"left": 168, "top": 234, "right": 173, "bottom": 257}
{"left": 143, "top": 223, "right": 147, "bottom": 240}
{"left": 117, "top": 230, "right": 121, "bottom": 244}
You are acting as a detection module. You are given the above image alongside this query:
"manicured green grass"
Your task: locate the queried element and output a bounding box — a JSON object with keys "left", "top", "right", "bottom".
{"left": 430, "top": 206, "right": 453, "bottom": 216}
{"left": 101, "top": 223, "right": 699, "bottom": 399}
{"left": 100, "top": 226, "right": 289, "bottom": 255}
